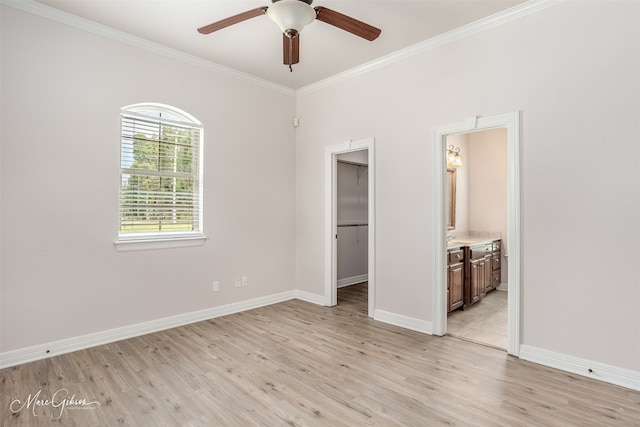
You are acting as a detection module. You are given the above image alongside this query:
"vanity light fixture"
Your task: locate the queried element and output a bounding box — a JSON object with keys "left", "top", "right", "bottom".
{"left": 446, "top": 145, "right": 463, "bottom": 169}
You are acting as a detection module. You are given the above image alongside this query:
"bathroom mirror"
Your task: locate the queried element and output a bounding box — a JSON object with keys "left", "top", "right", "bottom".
{"left": 447, "top": 169, "right": 456, "bottom": 230}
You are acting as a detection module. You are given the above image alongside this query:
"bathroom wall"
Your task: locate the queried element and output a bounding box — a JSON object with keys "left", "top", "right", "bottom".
{"left": 468, "top": 128, "right": 508, "bottom": 284}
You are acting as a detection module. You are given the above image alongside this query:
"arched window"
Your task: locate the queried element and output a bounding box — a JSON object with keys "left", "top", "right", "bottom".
{"left": 116, "top": 103, "right": 205, "bottom": 251}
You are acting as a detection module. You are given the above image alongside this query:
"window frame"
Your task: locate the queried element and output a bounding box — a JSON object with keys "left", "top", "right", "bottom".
{"left": 115, "top": 103, "right": 206, "bottom": 252}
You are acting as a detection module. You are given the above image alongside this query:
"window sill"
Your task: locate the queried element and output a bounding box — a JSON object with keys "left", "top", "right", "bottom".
{"left": 114, "top": 236, "right": 207, "bottom": 252}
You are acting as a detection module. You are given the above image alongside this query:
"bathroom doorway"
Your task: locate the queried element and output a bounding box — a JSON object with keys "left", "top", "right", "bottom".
{"left": 433, "top": 112, "right": 521, "bottom": 357}
{"left": 444, "top": 129, "right": 508, "bottom": 349}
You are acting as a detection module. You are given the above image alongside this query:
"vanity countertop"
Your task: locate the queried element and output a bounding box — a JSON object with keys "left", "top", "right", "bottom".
{"left": 447, "top": 236, "right": 500, "bottom": 250}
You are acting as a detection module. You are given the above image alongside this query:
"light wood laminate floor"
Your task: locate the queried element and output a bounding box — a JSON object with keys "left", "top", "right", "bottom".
{"left": 2, "top": 283, "right": 639, "bottom": 426}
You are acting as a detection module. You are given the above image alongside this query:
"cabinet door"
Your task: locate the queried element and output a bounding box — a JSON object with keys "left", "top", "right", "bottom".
{"left": 448, "top": 262, "right": 464, "bottom": 312}
{"left": 484, "top": 255, "right": 493, "bottom": 292}
{"left": 478, "top": 258, "right": 487, "bottom": 298}
{"left": 469, "top": 259, "right": 482, "bottom": 304}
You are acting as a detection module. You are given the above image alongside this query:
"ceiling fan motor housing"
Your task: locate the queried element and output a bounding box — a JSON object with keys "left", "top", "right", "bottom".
{"left": 272, "top": 0, "right": 313, "bottom": 4}
{"left": 267, "top": 0, "right": 316, "bottom": 34}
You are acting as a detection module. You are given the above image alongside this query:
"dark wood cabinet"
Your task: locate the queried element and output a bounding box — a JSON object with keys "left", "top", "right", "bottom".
{"left": 462, "top": 239, "right": 501, "bottom": 309}
{"left": 491, "top": 240, "right": 501, "bottom": 290}
{"left": 447, "top": 249, "right": 464, "bottom": 312}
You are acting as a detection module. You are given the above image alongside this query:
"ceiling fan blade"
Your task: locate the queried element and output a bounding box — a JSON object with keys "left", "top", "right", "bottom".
{"left": 283, "top": 33, "right": 300, "bottom": 66}
{"left": 197, "top": 7, "right": 268, "bottom": 34}
{"left": 314, "top": 7, "right": 381, "bottom": 41}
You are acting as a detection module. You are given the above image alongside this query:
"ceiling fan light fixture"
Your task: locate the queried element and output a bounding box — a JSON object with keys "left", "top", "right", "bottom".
{"left": 267, "top": 0, "right": 316, "bottom": 35}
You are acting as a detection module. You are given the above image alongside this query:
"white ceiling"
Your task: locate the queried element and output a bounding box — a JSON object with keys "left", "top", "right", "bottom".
{"left": 35, "top": 0, "right": 526, "bottom": 89}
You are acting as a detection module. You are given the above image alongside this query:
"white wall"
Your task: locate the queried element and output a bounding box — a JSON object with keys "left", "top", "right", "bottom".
{"left": 0, "top": 6, "right": 296, "bottom": 352}
{"left": 296, "top": 0, "right": 640, "bottom": 374}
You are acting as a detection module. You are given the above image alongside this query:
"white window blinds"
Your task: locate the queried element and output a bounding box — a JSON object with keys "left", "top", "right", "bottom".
{"left": 119, "top": 109, "right": 203, "bottom": 240}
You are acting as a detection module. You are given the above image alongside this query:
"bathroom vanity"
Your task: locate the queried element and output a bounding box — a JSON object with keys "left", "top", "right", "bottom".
{"left": 447, "top": 238, "right": 501, "bottom": 312}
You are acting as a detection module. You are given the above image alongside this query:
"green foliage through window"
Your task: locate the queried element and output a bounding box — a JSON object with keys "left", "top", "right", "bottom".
{"left": 119, "top": 107, "right": 202, "bottom": 236}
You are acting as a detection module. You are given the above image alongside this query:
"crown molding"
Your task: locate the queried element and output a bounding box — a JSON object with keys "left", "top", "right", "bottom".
{"left": 2, "top": 0, "right": 563, "bottom": 97}
{"left": 0, "top": 0, "right": 296, "bottom": 97}
{"left": 296, "top": 0, "right": 563, "bottom": 96}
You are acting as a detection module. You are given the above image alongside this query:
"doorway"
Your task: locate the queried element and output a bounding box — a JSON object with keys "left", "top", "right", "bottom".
{"left": 325, "top": 138, "right": 375, "bottom": 318}
{"left": 433, "top": 113, "right": 521, "bottom": 357}
{"left": 445, "top": 129, "right": 508, "bottom": 349}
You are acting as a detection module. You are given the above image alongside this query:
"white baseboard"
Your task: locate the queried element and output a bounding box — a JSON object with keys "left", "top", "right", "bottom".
{"left": 337, "top": 274, "right": 368, "bottom": 288}
{"left": 0, "top": 290, "right": 296, "bottom": 369}
{"left": 5, "top": 292, "right": 639, "bottom": 395}
{"left": 293, "top": 290, "right": 325, "bottom": 306}
{"left": 496, "top": 283, "right": 508, "bottom": 292}
{"left": 520, "top": 345, "right": 640, "bottom": 392}
{"left": 374, "top": 309, "right": 433, "bottom": 335}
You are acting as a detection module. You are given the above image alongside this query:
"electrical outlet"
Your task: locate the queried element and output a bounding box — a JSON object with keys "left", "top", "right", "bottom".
{"left": 212, "top": 281, "right": 219, "bottom": 292}
{"left": 242, "top": 276, "right": 248, "bottom": 287}
{"left": 235, "top": 278, "right": 242, "bottom": 288}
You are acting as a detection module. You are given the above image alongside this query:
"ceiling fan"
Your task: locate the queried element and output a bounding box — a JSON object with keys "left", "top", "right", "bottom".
{"left": 197, "top": 0, "right": 381, "bottom": 72}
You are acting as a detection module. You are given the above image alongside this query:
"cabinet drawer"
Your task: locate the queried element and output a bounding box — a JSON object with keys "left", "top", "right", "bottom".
{"left": 492, "top": 240, "right": 501, "bottom": 252}
{"left": 448, "top": 250, "right": 464, "bottom": 264}
{"left": 470, "top": 244, "right": 492, "bottom": 260}
{"left": 492, "top": 254, "right": 501, "bottom": 270}
{"left": 492, "top": 270, "right": 501, "bottom": 287}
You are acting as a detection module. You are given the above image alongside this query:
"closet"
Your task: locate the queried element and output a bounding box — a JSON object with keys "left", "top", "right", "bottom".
{"left": 336, "top": 153, "right": 369, "bottom": 288}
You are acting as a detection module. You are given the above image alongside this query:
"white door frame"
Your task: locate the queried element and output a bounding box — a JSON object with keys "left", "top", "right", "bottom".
{"left": 325, "top": 138, "right": 375, "bottom": 317}
{"left": 432, "top": 113, "right": 521, "bottom": 357}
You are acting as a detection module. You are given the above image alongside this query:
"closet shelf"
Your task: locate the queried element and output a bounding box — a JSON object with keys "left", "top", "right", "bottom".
{"left": 337, "top": 223, "right": 368, "bottom": 227}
